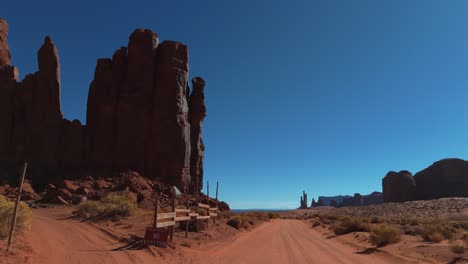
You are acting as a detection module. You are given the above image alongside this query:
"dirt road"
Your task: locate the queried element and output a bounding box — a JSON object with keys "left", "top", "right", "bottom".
{"left": 27, "top": 208, "right": 155, "bottom": 264}
{"left": 26, "top": 209, "right": 408, "bottom": 264}
{"left": 184, "top": 220, "right": 406, "bottom": 264}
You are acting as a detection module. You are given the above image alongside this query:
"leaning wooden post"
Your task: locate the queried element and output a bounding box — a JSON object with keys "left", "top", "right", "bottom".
{"left": 170, "top": 189, "right": 176, "bottom": 242}
{"left": 153, "top": 192, "right": 158, "bottom": 229}
{"left": 7, "top": 162, "right": 28, "bottom": 252}
{"left": 206, "top": 181, "right": 210, "bottom": 223}
{"left": 214, "top": 180, "right": 219, "bottom": 225}
{"left": 185, "top": 188, "right": 189, "bottom": 238}
{"left": 206, "top": 180, "right": 209, "bottom": 205}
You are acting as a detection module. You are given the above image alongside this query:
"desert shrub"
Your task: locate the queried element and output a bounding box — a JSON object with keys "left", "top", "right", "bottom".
{"left": 76, "top": 192, "right": 136, "bottom": 218}
{"left": 426, "top": 232, "right": 444, "bottom": 243}
{"left": 370, "top": 224, "right": 401, "bottom": 247}
{"left": 311, "top": 221, "right": 320, "bottom": 228}
{"left": 0, "top": 195, "right": 32, "bottom": 239}
{"left": 218, "top": 211, "right": 232, "bottom": 219}
{"left": 267, "top": 212, "right": 279, "bottom": 219}
{"left": 227, "top": 216, "right": 247, "bottom": 230}
{"left": 422, "top": 224, "right": 454, "bottom": 242}
{"left": 370, "top": 216, "right": 384, "bottom": 224}
{"left": 77, "top": 201, "right": 106, "bottom": 217}
{"left": 330, "top": 216, "right": 370, "bottom": 235}
{"left": 318, "top": 214, "right": 338, "bottom": 225}
{"left": 450, "top": 240, "right": 466, "bottom": 255}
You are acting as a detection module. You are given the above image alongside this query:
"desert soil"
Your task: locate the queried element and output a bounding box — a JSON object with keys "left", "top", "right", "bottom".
{"left": 18, "top": 208, "right": 421, "bottom": 264}
{"left": 180, "top": 219, "right": 406, "bottom": 264}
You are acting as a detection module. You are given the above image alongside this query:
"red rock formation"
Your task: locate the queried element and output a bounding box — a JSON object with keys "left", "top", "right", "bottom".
{"left": 26, "top": 36, "right": 62, "bottom": 186}
{"left": 382, "top": 170, "right": 416, "bottom": 203}
{"left": 86, "top": 58, "right": 118, "bottom": 176}
{"left": 57, "top": 119, "right": 85, "bottom": 179}
{"left": 0, "top": 18, "right": 11, "bottom": 67}
{"left": 0, "top": 21, "right": 206, "bottom": 194}
{"left": 0, "top": 19, "right": 19, "bottom": 181}
{"left": 413, "top": 158, "right": 468, "bottom": 200}
{"left": 150, "top": 40, "right": 191, "bottom": 191}
{"left": 115, "top": 29, "right": 158, "bottom": 173}
{"left": 189, "top": 77, "right": 206, "bottom": 194}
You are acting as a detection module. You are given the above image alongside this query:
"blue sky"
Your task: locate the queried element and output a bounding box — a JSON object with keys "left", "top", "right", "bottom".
{"left": 4, "top": 1, "right": 468, "bottom": 209}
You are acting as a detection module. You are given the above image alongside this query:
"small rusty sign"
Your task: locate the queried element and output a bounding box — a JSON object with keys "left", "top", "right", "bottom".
{"left": 144, "top": 227, "right": 168, "bottom": 248}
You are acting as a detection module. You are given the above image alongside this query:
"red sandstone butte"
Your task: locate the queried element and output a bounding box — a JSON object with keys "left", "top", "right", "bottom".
{"left": 0, "top": 20, "right": 207, "bottom": 194}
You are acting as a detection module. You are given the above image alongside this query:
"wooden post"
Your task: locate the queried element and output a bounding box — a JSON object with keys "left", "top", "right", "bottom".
{"left": 206, "top": 181, "right": 210, "bottom": 226}
{"left": 214, "top": 180, "right": 218, "bottom": 225}
{"left": 185, "top": 189, "right": 189, "bottom": 238}
{"left": 207, "top": 181, "right": 209, "bottom": 205}
{"left": 170, "top": 189, "right": 175, "bottom": 242}
{"left": 7, "top": 162, "right": 27, "bottom": 252}
{"left": 153, "top": 192, "right": 158, "bottom": 229}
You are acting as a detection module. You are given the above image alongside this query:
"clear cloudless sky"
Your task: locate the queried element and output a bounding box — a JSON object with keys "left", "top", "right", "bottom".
{"left": 4, "top": 0, "right": 468, "bottom": 209}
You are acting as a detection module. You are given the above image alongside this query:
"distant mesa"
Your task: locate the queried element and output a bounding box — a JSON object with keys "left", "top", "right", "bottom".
{"left": 383, "top": 158, "right": 468, "bottom": 203}
{"left": 0, "top": 18, "right": 206, "bottom": 194}
{"left": 301, "top": 158, "right": 468, "bottom": 208}
{"left": 302, "top": 192, "right": 383, "bottom": 208}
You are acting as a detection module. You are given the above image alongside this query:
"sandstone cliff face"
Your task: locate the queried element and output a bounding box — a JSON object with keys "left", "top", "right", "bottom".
{"left": 382, "top": 170, "right": 416, "bottom": 203}
{"left": 413, "top": 158, "right": 468, "bottom": 200}
{"left": 0, "top": 18, "right": 11, "bottom": 66}
{"left": 0, "top": 20, "right": 206, "bottom": 194}
{"left": 189, "top": 77, "right": 206, "bottom": 194}
{"left": 382, "top": 159, "right": 468, "bottom": 203}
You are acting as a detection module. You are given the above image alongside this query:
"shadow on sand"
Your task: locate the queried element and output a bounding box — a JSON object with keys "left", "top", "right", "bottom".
{"left": 356, "top": 247, "right": 378, "bottom": 255}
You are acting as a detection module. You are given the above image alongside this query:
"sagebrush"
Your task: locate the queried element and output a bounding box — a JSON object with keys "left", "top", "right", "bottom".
{"left": 0, "top": 195, "right": 32, "bottom": 238}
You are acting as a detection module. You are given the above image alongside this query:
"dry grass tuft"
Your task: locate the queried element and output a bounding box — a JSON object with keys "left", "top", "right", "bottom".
{"left": 369, "top": 224, "right": 401, "bottom": 247}
{"left": 330, "top": 216, "right": 370, "bottom": 235}
{"left": 450, "top": 240, "right": 466, "bottom": 255}
{"left": 76, "top": 192, "right": 136, "bottom": 219}
{"left": 0, "top": 195, "right": 32, "bottom": 239}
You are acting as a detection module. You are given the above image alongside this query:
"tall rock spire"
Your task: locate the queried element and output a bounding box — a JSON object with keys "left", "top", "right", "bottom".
{"left": 189, "top": 77, "right": 206, "bottom": 194}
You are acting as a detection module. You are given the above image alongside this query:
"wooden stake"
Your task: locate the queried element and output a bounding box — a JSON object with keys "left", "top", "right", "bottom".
{"left": 185, "top": 189, "right": 189, "bottom": 238}
{"left": 214, "top": 181, "right": 218, "bottom": 225}
{"left": 153, "top": 192, "right": 158, "bottom": 229}
{"left": 170, "top": 189, "right": 175, "bottom": 242}
{"left": 7, "top": 162, "right": 27, "bottom": 252}
{"left": 207, "top": 181, "right": 209, "bottom": 205}
{"left": 216, "top": 181, "right": 219, "bottom": 201}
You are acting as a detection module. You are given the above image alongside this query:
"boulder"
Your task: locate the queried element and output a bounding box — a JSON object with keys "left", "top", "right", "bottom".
{"left": 60, "top": 180, "right": 79, "bottom": 193}
{"left": 118, "top": 171, "right": 152, "bottom": 193}
{"left": 21, "top": 181, "right": 40, "bottom": 201}
{"left": 382, "top": 170, "right": 416, "bottom": 203}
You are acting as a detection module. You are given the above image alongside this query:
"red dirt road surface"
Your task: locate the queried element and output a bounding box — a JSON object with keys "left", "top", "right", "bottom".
{"left": 26, "top": 209, "right": 157, "bottom": 264}
{"left": 25, "top": 209, "right": 415, "bottom": 264}
{"left": 182, "top": 220, "right": 406, "bottom": 264}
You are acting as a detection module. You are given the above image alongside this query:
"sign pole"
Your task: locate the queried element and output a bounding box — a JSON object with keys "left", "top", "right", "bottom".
{"left": 7, "top": 162, "right": 28, "bottom": 252}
